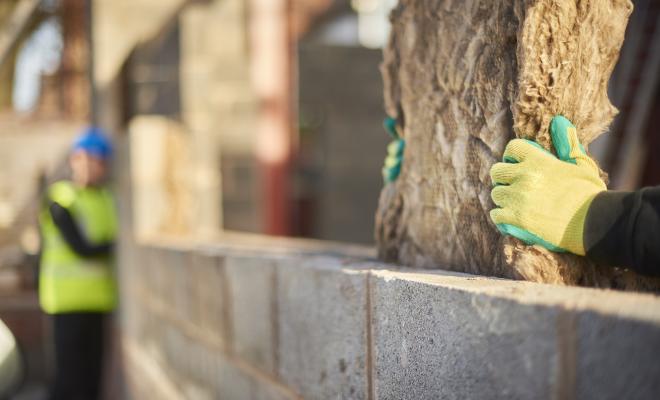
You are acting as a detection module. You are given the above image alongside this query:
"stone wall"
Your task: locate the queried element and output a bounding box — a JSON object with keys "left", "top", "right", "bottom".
{"left": 119, "top": 234, "right": 660, "bottom": 399}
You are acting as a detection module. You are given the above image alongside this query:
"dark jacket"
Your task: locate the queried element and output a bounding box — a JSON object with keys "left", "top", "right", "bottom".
{"left": 585, "top": 186, "right": 660, "bottom": 276}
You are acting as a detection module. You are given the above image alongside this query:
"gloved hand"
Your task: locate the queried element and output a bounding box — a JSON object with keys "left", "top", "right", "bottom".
{"left": 489, "top": 115, "right": 607, "bottom": 255}
{"left": 382, "top": 117, "right": 405, "bottom": 184}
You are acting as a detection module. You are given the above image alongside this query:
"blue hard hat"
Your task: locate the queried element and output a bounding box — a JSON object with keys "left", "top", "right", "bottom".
{"left": 72, "top": 127, "right": 112, "bottom": 160}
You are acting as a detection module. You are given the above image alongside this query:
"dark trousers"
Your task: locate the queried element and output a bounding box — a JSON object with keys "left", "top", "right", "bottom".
{"left": 49, "top": 312, "right": 106, "bottom": 400}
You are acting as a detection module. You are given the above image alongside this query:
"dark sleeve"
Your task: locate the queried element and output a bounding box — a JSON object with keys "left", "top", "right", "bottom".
{"left": 48, "top": 202, "right": 114, "bottom": 258}
{"left": 584, "top": 186, "right": 660, "bottom": 277}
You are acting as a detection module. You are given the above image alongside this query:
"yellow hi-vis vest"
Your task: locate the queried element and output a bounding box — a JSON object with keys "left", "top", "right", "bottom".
{"left": 39, "top": 181, "right": 117, "bottom": 314}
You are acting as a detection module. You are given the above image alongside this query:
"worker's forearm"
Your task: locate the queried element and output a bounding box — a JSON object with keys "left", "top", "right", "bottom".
{"left": 584, "top": 186, "right": 660, "bottom": 276}
{"left": 49, "top": 202, "right": 114, "bottom": 258}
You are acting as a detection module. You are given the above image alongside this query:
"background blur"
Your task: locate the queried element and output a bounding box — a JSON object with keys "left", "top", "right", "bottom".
{"left": 0, "top": 0, "right": 658, "bottom": 397}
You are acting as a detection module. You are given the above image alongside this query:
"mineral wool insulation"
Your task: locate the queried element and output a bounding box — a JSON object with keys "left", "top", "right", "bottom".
{"left": 375, "top": 0, "right": 659, "bottom": 290}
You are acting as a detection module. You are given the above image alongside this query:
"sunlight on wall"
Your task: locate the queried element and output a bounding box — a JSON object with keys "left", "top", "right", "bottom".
{"left": 12, "top": 18, "right": 62, "bottom": 112}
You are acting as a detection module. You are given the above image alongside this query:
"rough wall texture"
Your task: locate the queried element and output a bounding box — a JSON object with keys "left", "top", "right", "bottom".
{"left": 375, "top": 0, "right": 659, "bottom": 290}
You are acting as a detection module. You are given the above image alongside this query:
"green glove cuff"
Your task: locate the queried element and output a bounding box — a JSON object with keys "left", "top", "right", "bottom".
{"left": 382, "top": 164, "right": 401, "bottom": 183}
{"left": 383, "top": 117, "right": 400, "bottom": 140}
{"left": 550, "top": 115, "right": 587, "bottom": 164}
{"left": 496, "top": 223, "right": 567, "bottom": 253}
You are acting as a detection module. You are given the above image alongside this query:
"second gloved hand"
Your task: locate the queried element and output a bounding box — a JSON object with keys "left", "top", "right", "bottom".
{"left": 489, "top": 116, "right": 607, "bottom": 255}
{"left": 382, "top": 117, "right": 405, "bottom": 184}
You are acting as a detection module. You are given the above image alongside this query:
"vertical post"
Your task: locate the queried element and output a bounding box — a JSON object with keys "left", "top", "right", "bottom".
{"left": 85, "top": 0, "right": 97, "bottom": 125}
{"left": 249, "top": 0, "right": 295, "bottom": 236}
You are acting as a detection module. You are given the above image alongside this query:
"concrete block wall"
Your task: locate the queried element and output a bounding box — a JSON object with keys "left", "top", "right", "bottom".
{"left": 119, "top": 236, "right": 660, "bottom": 399}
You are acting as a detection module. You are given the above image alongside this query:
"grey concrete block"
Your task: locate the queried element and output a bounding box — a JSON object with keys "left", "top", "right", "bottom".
{"left": 192, "top": 253, "right": 228, "bottom": 345}
{"left": 371, "top": 273, "right": 559, "bottom": 400}
{"left": 152, "top": 323, "right": 218, "bottom": 400}
{"left": 252, "top": 383, "right": 293, "bottom": 400}
{"left": 138, "top": 303, "right": 163, "bottom": 347}
{"left": 117, "top": 240, "right": 140, "bottom": 296}
{"left": 214, "top": 357, "right": 254, "bottom": 399}
{"left": 197, "top": 342, "right": 222, "bottom": 391}
{"left": 171, "top": 249, "right": 194, "bottom": 321}
{"left": 190, "top": 252, "right": 227, "bottom": 341}
{"left": 169, "top": 325, "right": 185, "bottom": 371}
{"left": 225, "top": 255, "right": 277, "bottom": 374}
{"left": 185, "top": 336, "right": 217, "bottom": 388}
{"left": 120, "top": 294, "right": 140, "bottom": 338}
{"left": 210, "top": 354, "right": 296, "bottom": 400}
{"left": 183, "top": 252, "right": 204, "bottom": 329}
{"left": 147, "top": 246, "right": 176, "bottom": 306}
{"left": 139, "top": 246, "right": 161, "bottom": 296}
{"left": 576, "top": 312, "right": 660, "bottom": 400}
{"left": 277, "top": 256, "right": 368, "bottom": 399}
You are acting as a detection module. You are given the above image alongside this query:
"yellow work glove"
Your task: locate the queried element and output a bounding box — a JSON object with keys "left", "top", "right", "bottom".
{"left": 489, "top": 115, "right": 607, "bottom": 255}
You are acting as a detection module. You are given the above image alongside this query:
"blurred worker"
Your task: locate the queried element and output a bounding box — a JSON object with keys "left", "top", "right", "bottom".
{"left": 39, "top": 127, "right": 116, "bottom": 400}
{"left": 490, "top": 115, "right": 659, "bottom": 276}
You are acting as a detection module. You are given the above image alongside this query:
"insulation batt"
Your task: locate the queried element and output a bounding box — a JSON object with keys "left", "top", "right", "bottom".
{"left": 375, "top": 0, "right": 660, "bottom": 290}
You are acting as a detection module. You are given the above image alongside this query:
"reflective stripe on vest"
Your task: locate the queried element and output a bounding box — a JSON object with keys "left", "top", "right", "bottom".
{"left": 39, "top": 181, "right": 117, "bottom": 314}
